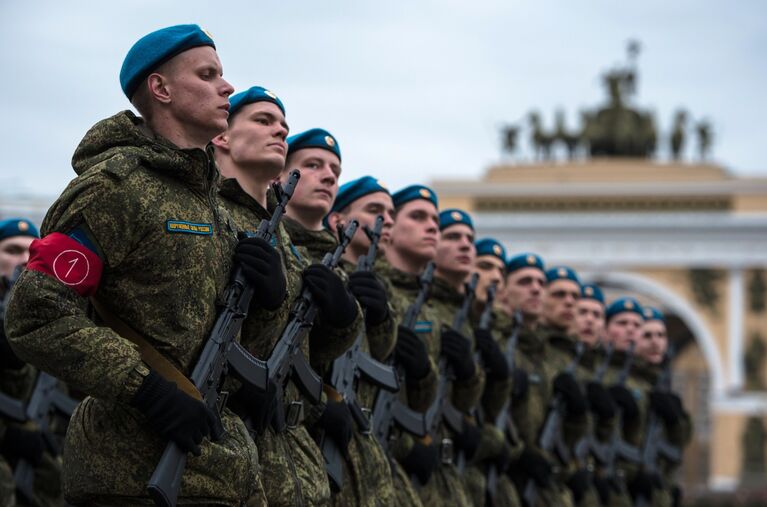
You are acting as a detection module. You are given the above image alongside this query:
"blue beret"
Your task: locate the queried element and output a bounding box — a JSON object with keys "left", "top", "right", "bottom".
{"left": 0, "top": 218, "right": 39, "bottom": 241}
{"left": 606, "top": 297, "right": 645, "bottom": 322}
{"left": 475, "top": 238, "right": 506, "bottom": 262}
{"left": 642, "top": 306, "right": 665, "bottom": 323}
{"left": 439, "top": 209, "right": 473, "bottom": 231}
{"left": 287, "top": 128, "right": 341, "bottom": 161}
{"left": 580, "top": 283, "right": 605, "bottom": 305}
{"left": 507, "top": 253, "right": 545, "bottom": 274}
{"left": 120, "top": 24, "right": 216, "bottom": 99}
{"left": 229, "top": 86, "right": 285, "bottom": 118}
{"left": 392, "top": 185, "right": 439, "bottom": 209}
{"left": 331, "top": 176, "right": 389, "bottom": 214}
{"left": 545, "top": 266, "right": 581, "bottom": 287}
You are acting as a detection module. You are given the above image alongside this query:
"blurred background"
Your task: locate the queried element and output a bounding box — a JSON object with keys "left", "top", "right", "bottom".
{"left": 2, "top": 2, "right": 766, "bottom": 503}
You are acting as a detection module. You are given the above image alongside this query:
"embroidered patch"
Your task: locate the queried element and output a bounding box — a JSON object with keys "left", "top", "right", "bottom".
{"left": 289, "top": 243, "right": 303, "bottom": 262}
{"left": 414, "top": 321, "right": 433, "bottom": 334}
{"left": 529, "top": 373, "right": 541, "bottom": 384}
{"left": 166, "top": 220, "right": 213, "bottom": 235}
{"left": 27, "top": 232, "right": 103, "bottom": 297}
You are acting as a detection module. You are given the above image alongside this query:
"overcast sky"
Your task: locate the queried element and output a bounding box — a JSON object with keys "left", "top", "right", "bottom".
{"left": 1, "top": 0, "right": 765, "bottom": 198}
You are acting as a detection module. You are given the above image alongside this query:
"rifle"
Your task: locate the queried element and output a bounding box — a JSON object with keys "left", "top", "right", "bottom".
{"left": 371, "top": 262, "right": 435, "bottom": 455}
{"left": 421, "top": 273, "right": 479, "bottom": 480}
{"left": 523, "top": 340, "right": 585, "bottom": 506}
{"left": 320, "top": 216, "right": 399, "bottom": 491}
{"left": 147, "top": 170, "right": 300, "bottom": 507}
{"left": 572, "top": 342, "right": 615, "bottom": 470}
{"left": 602, "top": 342, "right": 641, "bottom": 493}
{"left": 485, "top": 308, "right": 523, "bottom": 506}
{"left": 13, "top": 372, "right": 78, "bottom": 503}
{"left": 636, "top": 346, "right": 682, "bottom": 507}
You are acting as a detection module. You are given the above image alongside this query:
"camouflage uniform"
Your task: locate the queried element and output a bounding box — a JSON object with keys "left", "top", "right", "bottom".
{"left": 510, "top": 326, "right": 578, "bottom": 507}
{"left": 5, "top": 111, "right": 260, "bottom": 506}
{"left": 280, "top": 217, "right": 389, "bottom": 506}
{"left": 222, "top": 183, "right": 365, "bottom": 506}
{"left": 376, "top": 261, "right": 445, "bottom": 507}
{"left": 472, "top": 308, "right": 522, "bottom": 507}
{"left": 545, "top": 330, "right": 612, "bottom": 507}
{"left": 418, "top": 276, "right": 484, "bottom": 507}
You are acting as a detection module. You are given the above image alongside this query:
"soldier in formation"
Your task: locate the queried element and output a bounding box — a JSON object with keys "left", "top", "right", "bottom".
{"left": 1, "top": 23, "right": 693, "bottom": 507}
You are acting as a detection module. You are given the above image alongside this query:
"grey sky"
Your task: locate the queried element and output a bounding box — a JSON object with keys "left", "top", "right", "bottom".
{"left": 1, "top": 0, "right": 765, "bottom": 199}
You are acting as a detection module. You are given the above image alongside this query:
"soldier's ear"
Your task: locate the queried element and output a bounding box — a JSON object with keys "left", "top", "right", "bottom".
{"left": 211, "top": 133, "right": 229, "bottom": 151}
{"left": 327, "top": 212, "right": 343, "bottom": 232}
{"left": 147, "top": 73, "right": 172, "bottom": 104}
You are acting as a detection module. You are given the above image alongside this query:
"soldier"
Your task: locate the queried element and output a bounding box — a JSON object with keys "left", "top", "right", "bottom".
{"left": 379, "top": 185, "right": 445, "bottom": 506}
{"left": 470, "top": 238, "right": 522, "bottom": 507}
{"left": 635, "top": 307, "right": 691, "bottom": 507}
{"left": 4, "top": 25, "right": 272, "bottom": 505}
{"left": 324, "top": 176, "right": 399, "bottom": 506}
{"left": 427, "top": 209, "right": 484, "bottom": 506}
{"left": 213, "top": 88, "right": 357, "bottom": 505}
{"left": 602, "top": 297, "right": 646, "bottom": 507}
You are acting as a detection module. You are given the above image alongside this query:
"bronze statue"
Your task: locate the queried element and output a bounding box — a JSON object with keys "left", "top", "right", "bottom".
{"left": 528, "top": 111, "right": 555, "bottom": 161}
{"left": 554, "top": 109, "right": 580, "bottom": 160}
{"left": 501, "top": 125, "right": 520, "bottom": 158}
{"left": 670, "top": 109, "right": 688, "bottom": 161}
{"left": 696, "top": 120, "right": 713, "bottom": 161}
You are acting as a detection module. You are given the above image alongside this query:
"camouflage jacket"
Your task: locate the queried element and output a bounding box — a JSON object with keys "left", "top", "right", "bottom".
{"left": 5, "top": 111, "right": 258, "bottom": 504}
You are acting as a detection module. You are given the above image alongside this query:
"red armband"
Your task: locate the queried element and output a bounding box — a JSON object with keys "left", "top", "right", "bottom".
{"left": 27, "top": 232, "right": 104, "bottom": 297}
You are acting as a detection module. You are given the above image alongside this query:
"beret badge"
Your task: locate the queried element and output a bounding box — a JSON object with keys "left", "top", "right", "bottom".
{"left": 419, "top": 189, "right": 431, "bottom": 199}
{"left": 493, "top": 244, "right": 502, "bottom": 255}
{"left": 18, "top": 221, "right": 29, "bottom": 232}
{"left": 325, "top": 136, "right": 336, "bottom": 147}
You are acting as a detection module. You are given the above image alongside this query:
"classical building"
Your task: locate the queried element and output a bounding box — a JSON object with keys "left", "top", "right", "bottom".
{"left": 432, "top": 158, "right": 767, "bottom": 494}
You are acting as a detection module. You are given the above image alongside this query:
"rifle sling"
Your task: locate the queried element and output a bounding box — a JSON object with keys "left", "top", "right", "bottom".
{"left": 91, "top": 298, "right": 202, "bottom": 401}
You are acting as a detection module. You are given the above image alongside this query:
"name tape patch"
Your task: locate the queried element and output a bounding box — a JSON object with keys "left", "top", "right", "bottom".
{"left": 27, "top": 232, "right": 103, "bottom": 297}
{"left": 166, "top": 220, "right": 213, "bottom": 235}
{"left": 414, "top": 321, "right": 433, "bottom": 334}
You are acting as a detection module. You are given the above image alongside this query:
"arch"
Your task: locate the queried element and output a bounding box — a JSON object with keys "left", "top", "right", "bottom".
{"left": 583, "top": 270, "right": 726, "bottom": 398}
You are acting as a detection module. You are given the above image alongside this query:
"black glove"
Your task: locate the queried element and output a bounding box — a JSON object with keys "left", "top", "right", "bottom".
{"left": 227, "top": 380, "right": 278, "bottom": 435}
{"left": 494, "top": 443, "right": 512, "bottom": 474}
{"left": 453, "top": 422, "right": 482, "bottom": 461}
{"left": 475, "top": 328, "right": 509, "bottom": 381}
{"left": 302, "top": 264, "right": 357, "bottom": 328}
{"left": 592, "top": 475, "right": 612, "bottom": 506}
{"left": 0, "top": 426, "right": 45, "bottom": 465}
{"left": 608, "top": 385, "right": 639, "bottom": 421}
{"left": 628, "top": 470, "right": 659, "bottom": 502}
{"left": 553, "top": 372, "right": 587, "bottom": 416}
{"left": 0, "top": 329, "right": 25, "bottom": 370}
{"left": 586, "top": 381, "right": 616, "bottom": 420}
{"left": 511, "top": 367, "right": 530, "bottom": 401}
{"left": 395, "top": 326, "right": 431, "bottom": 380}
{"left": 234, "top": 236, "right": 286, "bottom": 311}
{"left": 515, "top": 446, "right": 552, "bottom": 488}
{"left": 649, "top": 390, "right": 682, "bottom": 425}
{"left": 131, "top": 370, "right": 216, "bottom": 456}
{"left": 400, "top": 440, "right": 439, "bottom": 485}
{"left": 440, "top": 328, "right": 476, "bottom": 381}
{"left": 348, "top": 271, "right": 389, "bottom": 327}
{"left": 318, "top": 400, "right": 354, "bottom": 456}
{"left": 566, "top": 467, "right": 591, "bottom": 504}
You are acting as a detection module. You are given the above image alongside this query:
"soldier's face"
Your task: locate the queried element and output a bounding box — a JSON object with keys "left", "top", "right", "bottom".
{"left": 329, "top": 192, "right": 394, "bottom": 254}
{"left": 573, "top": 299, "right": 605, "bottom": 347}
{"left": 606, "top": 312, "right": 644, "bottom": 351}
{"left": 0, "top": 236, "right": 34, "bottom": 279}
{"left": 434, "top": 224, "right": 476, "bottom": 279}
{"left": 214, "top": 102, "right": 288, "bottom": 178}
{"left": 543, "top": 279, "right": 581, "bottom": 329}
{"left": 284, "top": 148, "right": 341, "bottom": 218}
{"left": 474, "top": 256, "right": 506, "bottom": 304}
{"left": 505, "top": 267, "right": 545, "bottom": 318}
{"left": 159, "top": 46, "right": 234, "bottom": 143}
{"left": 639, "top": 320, "right": 668, "bottom": 364}
{"left": 389, "top": 200, "right": 439, "bottom": 263}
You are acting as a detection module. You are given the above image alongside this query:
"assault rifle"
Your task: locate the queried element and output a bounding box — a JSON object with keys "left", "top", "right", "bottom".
{"left": 636, "top": 346, "right": 682, "bottom": 507}
{"left": 421, "top": 273, "right": 479, "bottom": 479}
{"left": 147, "top": 170, "right": 300, "bottom": 507}
{"left": 371, "top": 262, "right": 435, "bottom": 455}
{"left": 227, "top": 218, "right": 359, "bottom": 434}
{"left": 572, "top": 342, "right": 615, "bottom": 470}
{"left": 320, "top": 216, "right": 399, "bottom": 491}
{"left": 523, "top": 340, "right": 585, "bottom": 506}
{"left": 12, "top": 372, "right": 78, "bottom": 503}
{"left": 485, "top": 306, "right": 524, "bottom": 506}
{"left": 602, "top": 342, "right": 641, "bottom": 493}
